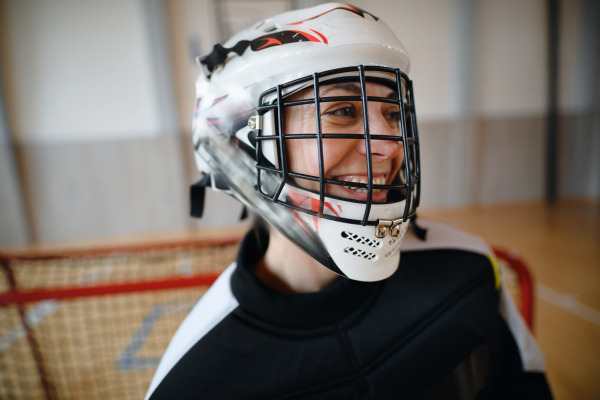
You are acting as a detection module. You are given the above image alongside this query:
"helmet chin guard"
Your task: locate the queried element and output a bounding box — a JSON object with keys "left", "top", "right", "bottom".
{"left": 192, "top": 3, "right": 421, "bottom": 281}
{"left": 281, "top": 185, "right": 409, "bottom": 281}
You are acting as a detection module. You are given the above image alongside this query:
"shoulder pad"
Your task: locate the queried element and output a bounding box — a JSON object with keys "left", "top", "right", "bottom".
{"left": 402, "top": 219, "right": 493, "bottom": 256}
{"left": 402, "top": 219, "right": 500, "bottom": 289}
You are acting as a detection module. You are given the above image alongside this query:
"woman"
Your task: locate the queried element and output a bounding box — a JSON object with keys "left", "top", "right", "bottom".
{"left": 146, "top": 3, "right": 552, "bottom": 399}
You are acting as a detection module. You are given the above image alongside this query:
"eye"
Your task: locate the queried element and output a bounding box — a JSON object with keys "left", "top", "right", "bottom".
{"left": 386, "top": 111, "right": 401, "bottom": 122}
{"left": 324, "top": 105, "right": 356, "bottom": 118}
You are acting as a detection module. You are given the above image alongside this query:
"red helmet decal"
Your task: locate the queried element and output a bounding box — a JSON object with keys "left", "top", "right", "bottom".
{"left": 288, "top": 4, "right": 379, "bottom": 25}
{"left": 250, "top": 30, "right": 323, "bottom": 51}
{"left": 288, "top": 191, "right": 339, "bottom": 233}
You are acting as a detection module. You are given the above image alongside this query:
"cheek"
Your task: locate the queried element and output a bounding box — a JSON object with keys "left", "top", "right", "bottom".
{"left": 391, "top": 144, "right": 404, "bottom": 176}
{"left": 282, "top": 107, "right": 361, "bottom": 179}
{"left": 286, "top": 140, "right": 319, "bottom": 175}
{"left": 321, "top": 139, "right": 359, "bottom": 175}
{"left": 285, "top": 136, "right": 356, "bottom": 182}
{"left": 284, "top": 112, "right": 320, "bottom": 179}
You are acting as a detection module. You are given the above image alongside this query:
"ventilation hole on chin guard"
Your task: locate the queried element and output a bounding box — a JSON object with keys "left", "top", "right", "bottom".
{"left": 341, "top": 231, "right": 381, "bottom": 248}
{"left": 344, "top": 247, "right": 378, "bottom": 261}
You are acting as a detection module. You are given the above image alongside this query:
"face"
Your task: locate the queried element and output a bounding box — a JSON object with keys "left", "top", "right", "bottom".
{"left": 283, "top": 81, "right": 404, "bottom": 202}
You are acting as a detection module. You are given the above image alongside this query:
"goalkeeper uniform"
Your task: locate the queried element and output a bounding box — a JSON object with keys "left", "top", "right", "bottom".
{"left": 146, "top": 220, "right": 552, "bottom": 400}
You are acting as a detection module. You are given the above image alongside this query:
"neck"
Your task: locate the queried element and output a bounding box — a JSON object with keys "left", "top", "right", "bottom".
{"left": 253, "top": 226, "right": 340, "bottom": 293}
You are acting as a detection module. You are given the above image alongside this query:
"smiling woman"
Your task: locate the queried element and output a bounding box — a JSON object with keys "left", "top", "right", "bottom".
{"left": 252, "top": 66, "right": 419, "bottom": 231}
{"left": 247, "top": 65, "right": 420, "bottom": 283}
{"left": 146, "top": 3, "right": 553, "bottom": 400}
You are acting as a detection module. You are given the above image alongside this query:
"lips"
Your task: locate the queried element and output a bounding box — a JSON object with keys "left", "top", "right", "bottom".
{"left": 329, "top": 174, "right": 389, "bottom": 202}
{"left": 337, "top": 175, "right": 386, "bottom": 193}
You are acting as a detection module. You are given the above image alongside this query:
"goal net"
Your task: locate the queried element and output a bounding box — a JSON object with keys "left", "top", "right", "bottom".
{"left": 0, "top": 240, "right": 532, "bottom": 400}
{"left": 0, "top": 239, "right": 239, "bottom": 400}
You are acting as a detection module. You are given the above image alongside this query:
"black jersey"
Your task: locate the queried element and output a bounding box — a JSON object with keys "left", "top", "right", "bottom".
{"left": 145, "top": 220, "right": 552, "bottom": 400}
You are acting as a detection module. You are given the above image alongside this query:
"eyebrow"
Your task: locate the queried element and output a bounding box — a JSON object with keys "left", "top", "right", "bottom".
{"left": 320, "top": 82, "right": 362, "bottom": 96}
{"left": 319, "top": 82, "right": 399, "bottom": 99}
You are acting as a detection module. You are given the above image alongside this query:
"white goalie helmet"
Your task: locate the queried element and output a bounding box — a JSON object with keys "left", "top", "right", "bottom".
{"left": 192, "top": 3, "right": 421, "bottom": 282}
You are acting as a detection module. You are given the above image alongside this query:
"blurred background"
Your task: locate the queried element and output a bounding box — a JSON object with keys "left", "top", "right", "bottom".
{"left": 0, "top": 0, "right": 598, "bottom": 399}
{"left": 0, "top": 0, "right": 598, "bottom": 245}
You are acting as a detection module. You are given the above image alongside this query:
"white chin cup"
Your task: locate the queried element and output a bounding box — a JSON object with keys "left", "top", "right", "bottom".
{"left": 281, "top": 186, "right": 409, "bottom": 282}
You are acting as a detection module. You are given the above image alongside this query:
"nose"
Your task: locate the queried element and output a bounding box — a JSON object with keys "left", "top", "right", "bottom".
{"left": 355, "top": 107, "right": 402, "bottom": 161}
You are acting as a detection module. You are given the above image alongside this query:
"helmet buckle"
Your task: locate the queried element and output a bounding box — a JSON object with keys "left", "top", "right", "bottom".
{"left": 375, "top": 218, "right": 404, "bottom": 238}
{"left": 248, "top": 115, "right": 262, "bottom": 130}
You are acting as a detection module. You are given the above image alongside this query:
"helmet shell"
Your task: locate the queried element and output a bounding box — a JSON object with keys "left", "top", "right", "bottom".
{"left": 193, "top": 3, "right": 419, "bottom": 281}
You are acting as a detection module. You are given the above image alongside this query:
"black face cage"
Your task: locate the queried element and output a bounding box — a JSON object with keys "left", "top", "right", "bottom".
{"left": 254, "top": 65, "right": 421, "bottom": 227}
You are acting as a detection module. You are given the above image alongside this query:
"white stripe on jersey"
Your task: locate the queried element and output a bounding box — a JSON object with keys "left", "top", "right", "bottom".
{"left": 401, "top": 219, "right": 493, "bottom": 256}
{"left": 145, "top": 264, "right": 239, "bottom": 400}
{"left": 499, "top": 281, "right": 546, "bottom": 372}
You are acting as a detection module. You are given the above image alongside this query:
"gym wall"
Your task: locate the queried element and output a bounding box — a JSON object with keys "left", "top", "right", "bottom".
{"left": 0, "top": 0, "right": 598, "bottom": 246}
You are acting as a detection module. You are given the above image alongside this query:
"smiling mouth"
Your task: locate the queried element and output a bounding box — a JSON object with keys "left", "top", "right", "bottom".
{"left": 336, "top": 174, "right": 387, "bottom": 193}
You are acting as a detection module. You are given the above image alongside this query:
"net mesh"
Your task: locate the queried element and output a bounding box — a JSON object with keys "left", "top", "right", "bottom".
{"left": 0, "top": 242, "right": 530, "bottom": 400}
{"left": 0, "top": 241, "right": 239, "bottom": 400}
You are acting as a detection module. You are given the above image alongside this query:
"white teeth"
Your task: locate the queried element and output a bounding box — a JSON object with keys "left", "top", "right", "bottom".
{"left": 339, "top": 175, "right": 387, "bottom": 193}
{"left": 374, "top": 176, "right": 386, "bottom": 185}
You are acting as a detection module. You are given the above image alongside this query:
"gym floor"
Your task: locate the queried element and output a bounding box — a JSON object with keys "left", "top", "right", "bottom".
{"left": 421, "top": 201, "right": 600, "bottom": 400}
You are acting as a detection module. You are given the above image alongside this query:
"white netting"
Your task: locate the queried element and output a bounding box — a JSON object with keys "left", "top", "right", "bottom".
{"left": 0, "top": 241, "right": 239, "bottom": 400}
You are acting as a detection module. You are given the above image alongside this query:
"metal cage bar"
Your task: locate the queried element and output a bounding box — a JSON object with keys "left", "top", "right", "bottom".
{"left": 358, "top": 65, "right": 374, "bottom": 225}
{"left": 408, "top": 79, "right": 422, "bottom": 208}
{"left": 396, "top": 69, "right": 412, "bottom": 223}
{"left": 313, "top": 73, "right": 326, "bottom": 217}
{"left": 256, "top": 133, "right": 412, "bottom": 142}
{"left": 272, "top": 85, "right": 288, "bottom": 201}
